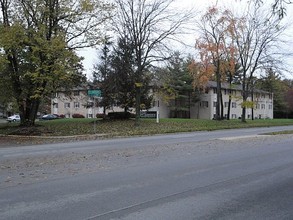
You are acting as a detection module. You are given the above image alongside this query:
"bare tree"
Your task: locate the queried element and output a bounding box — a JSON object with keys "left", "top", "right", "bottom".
{"left": 239, "top": 0, "right": 292, "bottom": 18}
{"left": 111, "top": 0, "right": 194, "bottom": 123}
{"left": 229, "top": 3, "right": 286, "bottom": 122}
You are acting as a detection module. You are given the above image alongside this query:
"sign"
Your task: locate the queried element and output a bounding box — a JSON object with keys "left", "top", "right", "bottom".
{"left": 140, "top": 111, "right": 157, "bottom": 118}
{"left": 88, "top": 89, "right": 102, "bottom": 97}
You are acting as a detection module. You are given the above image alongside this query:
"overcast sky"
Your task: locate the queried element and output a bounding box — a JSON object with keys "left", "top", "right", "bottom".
{"left": 79, "top": 0, "right": 293, "bottom": 79}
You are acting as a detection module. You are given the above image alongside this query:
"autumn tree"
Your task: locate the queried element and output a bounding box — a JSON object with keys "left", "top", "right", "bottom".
{"left": 228, "top": 3, "right": 286, "bottom": 122}
{"left": 0, "top": 0, "right": 113, "bottom": 126}
{"left": 112, "top": 0, "right": 193, "bottom": 123}
{"left": 191, "top": 7, "right": 238, "bottom": 120}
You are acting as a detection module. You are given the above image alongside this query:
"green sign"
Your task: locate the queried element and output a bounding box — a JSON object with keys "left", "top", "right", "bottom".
{"left": 88, "top": 89, "right": 102, "bottom": 97}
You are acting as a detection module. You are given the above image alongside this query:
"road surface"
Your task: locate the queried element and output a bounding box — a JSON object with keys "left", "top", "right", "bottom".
{"left": 0, "top": 126, "right": 293, "bottom": 219}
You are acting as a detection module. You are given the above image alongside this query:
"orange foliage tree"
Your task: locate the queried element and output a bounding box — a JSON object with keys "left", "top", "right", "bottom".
{"left": 189, "top": 7, "right": 238, "bottom": 120}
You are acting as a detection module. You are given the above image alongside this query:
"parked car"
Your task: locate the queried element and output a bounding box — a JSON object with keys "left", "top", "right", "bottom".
{"left": 7, "top": 114, "right": 20, "bottom": 122}
{"left": 41, "top": 114, "right": 59, "bottom": 120}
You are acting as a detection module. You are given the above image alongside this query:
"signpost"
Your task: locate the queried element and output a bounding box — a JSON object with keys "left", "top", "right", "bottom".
{"left": 87, "top": 89, "right": 102, "bottom": 133}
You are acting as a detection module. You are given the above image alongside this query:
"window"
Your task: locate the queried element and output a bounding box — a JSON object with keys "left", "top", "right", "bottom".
{"left": 53, "top": 103, "right": 58, "bottom": 108}
{"left": 201, "top": 101, "right": 208, "bottom": 108}
{"left": 224, "top": 102, "right": 229, "bottom": 108}
{"left": 232, "top": 114, "right": 237, "bottom": 119}
{"left": 73, "top": 91, "right": 80, "bottom": 96}
{"left": 213, "top": 88, "right": 217, "bottom": 94}
{"left": 74, "top": 102, "right": 80, "bottom": 108}
{"left": 261, "top": 104, "right": 265, "bottom": 109}
{"left": 256, "top": 104, "right": 260, "bottom": 109}
{"left": 152, "top": 100, "right": 160, "bottom": 107}
{"left": 269, "top": 94, "right": 273, "bottom": 99}
{"left": 64, "top": 103, "right": 70, "bottom": 108}
{"left": 213, "top": 102, "right": 217, "bottom": 107}
{"left": 269, "top": 104, "right": 272, "bottom": 109}
{"left": 88, "top": 114, "right": 93, "bottom": 118}
{"left": 232, "top": 102, "right": 237, "bottom": 108}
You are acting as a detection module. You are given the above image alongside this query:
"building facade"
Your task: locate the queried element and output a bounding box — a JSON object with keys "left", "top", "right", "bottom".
{"left": 51, "top": 86, "right": 125, "bottom": 118}
{"left": 51, "top": 86, "right": 104, "bottom": 118}
{"left": 52, "top": 81, "right": 273, "bottom": 119}
{"left": 149, "top": 81, "right": 273, "bottom": 119}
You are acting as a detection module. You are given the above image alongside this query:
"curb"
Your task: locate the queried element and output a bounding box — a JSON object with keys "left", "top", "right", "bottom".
{"left": 0, "top": 134, "right": 107, "bottom": 139}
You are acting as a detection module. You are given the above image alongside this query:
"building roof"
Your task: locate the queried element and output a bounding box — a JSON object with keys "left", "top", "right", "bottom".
{"left": 206, "top": 81, "right": 271, "bottom": 94}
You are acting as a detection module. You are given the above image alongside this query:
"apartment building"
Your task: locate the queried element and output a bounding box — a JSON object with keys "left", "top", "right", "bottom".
{"left": 52, "top": 81, "right": 273, "bottom": 119}
{"left": 51, "top": 85, "right": 126, "bottom": 118}
{"left": 51, "top": 86, "right": 104, "bottom": 118}
{"left": 149, "top": 81, "right": 273, "bottom": 119}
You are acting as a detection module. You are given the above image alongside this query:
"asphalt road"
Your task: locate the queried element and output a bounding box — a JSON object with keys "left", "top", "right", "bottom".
{"left": 0, "top": 126, "right": 293, "bottom": 220}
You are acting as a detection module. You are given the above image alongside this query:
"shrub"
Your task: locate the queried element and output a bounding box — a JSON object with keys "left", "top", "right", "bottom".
{"left": 72, "top": 113, "right": 85, "bottom": 118}
{"left": 96, "top": 113, "right": 105, "bottom": 119}
{"left": 108, "top": 112, "right": 131, "bottom": 120}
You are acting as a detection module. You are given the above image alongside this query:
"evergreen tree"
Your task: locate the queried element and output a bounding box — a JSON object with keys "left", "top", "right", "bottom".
{"left": 257, "top": 69, "right": 288, "bottom": 118}
{"left": 92, "top": 38, "right": 115, "bottom": 116}
{"left": 159, "top": 52, "right": 198, "bottom": 118}
{"left": 110, "top": 37, "right": 136, "bottom": 112}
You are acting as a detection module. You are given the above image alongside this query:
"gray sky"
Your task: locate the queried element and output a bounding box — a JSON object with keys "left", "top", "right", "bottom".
{"left": 79, "top": 0, "right": 293, "bottom": 79}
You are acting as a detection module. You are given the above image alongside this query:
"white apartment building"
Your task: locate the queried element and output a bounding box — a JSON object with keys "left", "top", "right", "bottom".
{"left": 149, "top": 81, "right": 273, "bottom": 119}
{"left": 51, "top": 86, "right": 104, "bottom": 118}
{"left": 52, "top": 81, "right": 273, "bottom": 119}
{"left": 51, "top": 86, "right": 126, "bottom": 118}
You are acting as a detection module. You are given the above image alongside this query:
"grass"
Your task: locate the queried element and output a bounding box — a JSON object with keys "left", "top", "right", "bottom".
{"left": 0, "top": 118, "right": 293, "bottom": 137}
{"left": 263, "top": 130, "right": 293, "bottom": 135}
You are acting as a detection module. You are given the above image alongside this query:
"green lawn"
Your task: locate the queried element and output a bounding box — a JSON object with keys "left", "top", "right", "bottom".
{"left": 1, "top": 118, "right": 293, "bottom": 137}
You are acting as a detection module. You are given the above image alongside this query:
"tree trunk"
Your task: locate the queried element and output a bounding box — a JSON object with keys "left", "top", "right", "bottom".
{"left": 241, "top": 79, "right": 247, "bottom": 122}
{"left": 227, "top": 90, "right": 232, "bottom": 120}
{"left": 19, "top": 98, "right": 40, "bottom": 126}
{"left": 216, "top": 74, "right": 222, "bottom": 120}
{"left": 251, "top": 89, "right": 254, "bottom": 120}
{"left": 242, "top": 92, "right": 247, "bottom": 122}
{"left": 241, "top": 105, "right": 246, "bottom": 122}
{"left": 220, "top": 91, "right": 224, "bottom": 119}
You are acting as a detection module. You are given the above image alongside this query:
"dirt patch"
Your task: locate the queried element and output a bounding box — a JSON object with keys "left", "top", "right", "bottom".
{"left": 0, "top": 134, "right": 107, "bottom": 147}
